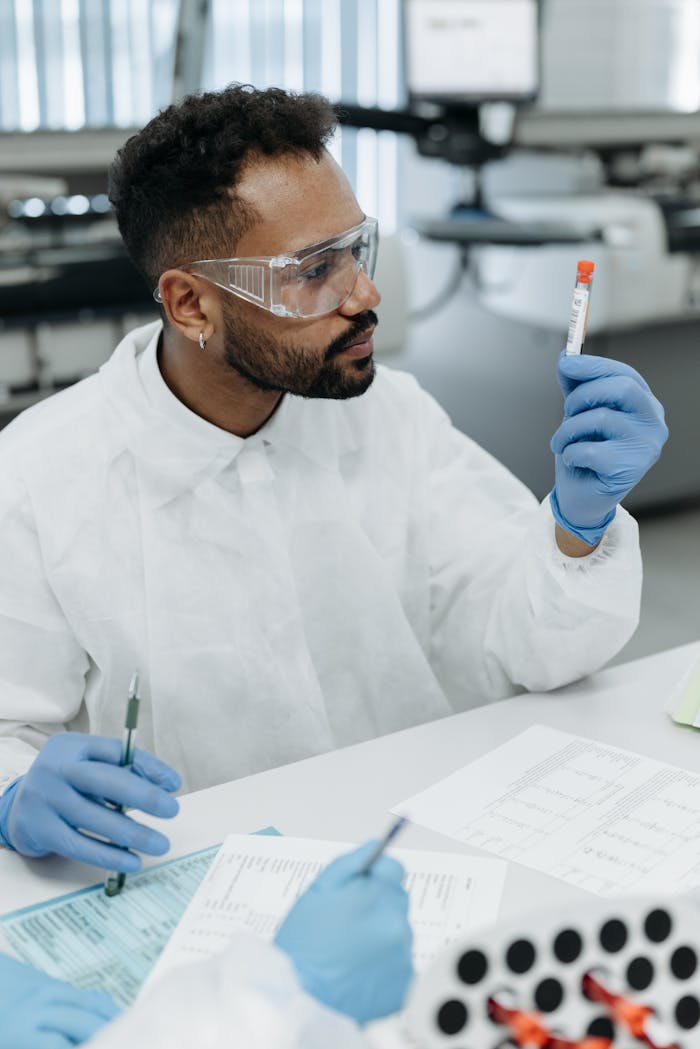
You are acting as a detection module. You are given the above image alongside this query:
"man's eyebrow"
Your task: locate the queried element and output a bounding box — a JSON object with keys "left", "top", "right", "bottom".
{"left": 287, "top": 218, "right": 366, "bottom": 256}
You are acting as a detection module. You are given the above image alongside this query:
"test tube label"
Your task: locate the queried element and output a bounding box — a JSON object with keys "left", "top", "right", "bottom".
{"left": 566, "top": 287, "right": 590, "bottom": 355}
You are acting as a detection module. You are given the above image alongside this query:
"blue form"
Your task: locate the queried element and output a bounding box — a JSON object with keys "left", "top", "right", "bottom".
{"left": 0, "top": 829, "right": 279, "bottom": 1007}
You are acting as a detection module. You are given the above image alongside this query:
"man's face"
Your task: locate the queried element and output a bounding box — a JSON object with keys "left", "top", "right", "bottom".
{"left": 214, "top": 151, "right": 381, "bottom": 400}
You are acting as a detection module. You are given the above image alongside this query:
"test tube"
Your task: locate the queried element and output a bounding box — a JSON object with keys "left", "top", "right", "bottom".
{"left": 565, "top": 259, "right": 595, "bottom": 355}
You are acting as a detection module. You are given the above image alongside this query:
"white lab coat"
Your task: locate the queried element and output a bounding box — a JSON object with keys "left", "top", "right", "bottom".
{"left": 0, "top": 322, "right": 641, "bottom": 793}
{"left": 87, "top": 935, "right": 370, "bottom": 1049}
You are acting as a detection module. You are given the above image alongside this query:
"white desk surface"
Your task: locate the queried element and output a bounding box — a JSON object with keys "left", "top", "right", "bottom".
{"left": 3, "top": 640, "right": 699, "bottom": 920}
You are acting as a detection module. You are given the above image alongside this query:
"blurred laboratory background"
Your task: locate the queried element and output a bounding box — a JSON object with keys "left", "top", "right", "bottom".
{"left": 0, "top": 0, "right": 698, "bottom": 664}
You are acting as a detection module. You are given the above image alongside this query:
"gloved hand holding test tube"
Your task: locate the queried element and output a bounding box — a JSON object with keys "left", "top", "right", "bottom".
{"left": 550, "top": 256, "right": 668, "bottom": 547}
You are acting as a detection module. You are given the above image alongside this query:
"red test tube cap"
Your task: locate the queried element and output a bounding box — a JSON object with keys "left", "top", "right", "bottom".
{"left": 576, "top": 259, "right": 595, "bottom": 283}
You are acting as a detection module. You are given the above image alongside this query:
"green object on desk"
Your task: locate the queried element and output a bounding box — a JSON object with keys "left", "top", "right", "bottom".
{"left": 668, "top": 655, "right": 700, "bottom": 728}
{"left": 0, "top": 827, "right": 280, "bottom": 1007}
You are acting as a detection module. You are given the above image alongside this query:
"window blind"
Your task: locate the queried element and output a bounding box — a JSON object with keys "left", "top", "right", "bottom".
{"left": 0, "top": 0, "right": 402, "bottom": 228}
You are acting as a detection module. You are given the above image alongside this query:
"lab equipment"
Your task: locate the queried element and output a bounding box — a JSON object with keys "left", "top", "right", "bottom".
{"left": 566, "top": 259, "right": 595, "bottom": 355}
{"left": 0, "top": 953, "right": 119, "bottom": 1049}
{"left": 404, "top": 893, "right": 700, "bottom": 1047}
{"left": 337, "top": 0, "right": 540, "bottom": 169}
{"left": 154, "top": 216, "right": 378, "bottom": 319}
{"left": 358, "top": 815, "right": 407, "bottom": 874}
{"left": 105, "top": 671, "right": 141, "bottom": 897}
{"left": 550, "top": 353, "right": 668, "bottom": 546}
{"left": 0, "top": 730, "right": 180, "bottom": 871}
{"left": 0, "top": 178, "right": 152, "bottom": 414}
{"left": 0, "top": 320, "right": 645, "bottom": 796}
{"left": 334, "top": 9, "right": 699, "bottom": 512}
{"left": 274, "top": 840, "right": 414, "bottom": 1024}
{"left": 405, "top": 0, "right": 539, "bottom": 105}
{"left": 470, "top": 194, "right": 699, "bottom": 334}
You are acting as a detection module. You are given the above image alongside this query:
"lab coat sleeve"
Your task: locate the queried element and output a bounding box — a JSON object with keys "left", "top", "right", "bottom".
{"left": 423, "top": 392, "right": 641, "bottom": 702}
{"left": 0, "top": 471, "right": 88, "bottom": 794}
{"left": 87, "top": 935, "right": 371, "bottom": 1049}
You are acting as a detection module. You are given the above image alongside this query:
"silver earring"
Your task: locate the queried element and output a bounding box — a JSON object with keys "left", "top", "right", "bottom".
{"left": 198, "top": 331, "right": 207, "bottom": 351}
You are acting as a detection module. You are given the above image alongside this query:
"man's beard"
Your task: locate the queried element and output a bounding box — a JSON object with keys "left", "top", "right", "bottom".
{"left": 221, "top": 307, "right": 378, "bottom": 399}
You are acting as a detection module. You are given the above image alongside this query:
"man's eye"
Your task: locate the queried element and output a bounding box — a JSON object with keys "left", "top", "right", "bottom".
{"left": 300, "top": 261, "right": 329, "bottom": 282}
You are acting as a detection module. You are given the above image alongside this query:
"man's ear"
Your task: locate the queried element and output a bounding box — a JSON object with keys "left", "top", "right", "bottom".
{"left": 157, "top": 270, "right": 218, "bottom": 345}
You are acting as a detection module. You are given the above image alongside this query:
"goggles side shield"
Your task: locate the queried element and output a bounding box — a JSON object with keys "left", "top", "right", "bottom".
{"left": 153, "top": 216, "right": 378, "bottom": 319}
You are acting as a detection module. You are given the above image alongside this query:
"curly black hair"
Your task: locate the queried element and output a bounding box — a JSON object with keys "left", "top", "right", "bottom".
{"left": 108, "top": 84, "right": 337, "bottom": 291}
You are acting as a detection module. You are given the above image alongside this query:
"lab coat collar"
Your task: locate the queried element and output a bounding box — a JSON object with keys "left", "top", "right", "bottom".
{"left": 259, "top": 379, "right": 361, "bottom": 473}
{"left": 99, "top": 321, "right": 361, "bottom": 505}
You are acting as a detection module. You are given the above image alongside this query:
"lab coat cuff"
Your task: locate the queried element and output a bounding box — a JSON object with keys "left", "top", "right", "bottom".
{"left": 0, "top": 777, "right": 22, "bottom": 849}
{"left": 0, "top": 739, "right": 44, "bottom": 796}
{"left": 548, "top": 489, "right": 617, "bottom": 548}
{"left": 539, "top": 496, "right": 637, "bottom": 568}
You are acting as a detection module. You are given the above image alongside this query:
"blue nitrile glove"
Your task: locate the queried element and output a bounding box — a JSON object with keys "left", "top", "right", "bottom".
{"left": 550, "top": 352, "right": 668, "bottom": 546}
{"left": 0, "top": 732, "right": 181, "bottom": 872}
{"left": 0, "top": 953, "right": 120, "bottom": 1048}
{"left": 274, "top": 839, "right": 414, "bottom": 1025}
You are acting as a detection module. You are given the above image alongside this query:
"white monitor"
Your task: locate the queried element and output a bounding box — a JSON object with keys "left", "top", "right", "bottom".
{"left": 405, "top": 0, "right": 539, "bottom": 104}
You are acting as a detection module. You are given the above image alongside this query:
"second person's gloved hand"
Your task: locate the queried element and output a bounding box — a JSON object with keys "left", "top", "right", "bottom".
{"left": 550, "top": 352, "right": 668, "bottom": 546}
{"left": 0, "top": 953, "right": 119, "bottom": 1048}
{"left": 0, "top": 732, "right": 181, "bottom": 872}
{"left": 275, "top": 840, "right": 414, "bottom": 1025}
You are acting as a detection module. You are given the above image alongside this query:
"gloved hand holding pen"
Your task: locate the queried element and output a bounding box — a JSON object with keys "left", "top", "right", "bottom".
{"left": 550, "top": 352, "right": 668, "bottom": 548}
{"left": 275, "top": 839, "right": 414, "bottom": 1025}
{"left": 0, "top": 732, "right": 181, "bottom": 872}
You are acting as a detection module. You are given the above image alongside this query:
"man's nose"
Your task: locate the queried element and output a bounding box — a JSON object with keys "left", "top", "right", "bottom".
{"left": 338, "top": 269, "right": 381, "bottom": 316}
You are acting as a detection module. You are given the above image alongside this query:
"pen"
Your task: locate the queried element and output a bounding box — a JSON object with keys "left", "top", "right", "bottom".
{"left": 104, "top": 671, "right": 140, "bottom": 898}
{"left": 359, "top": 815, "right": 407, "bottom": 875}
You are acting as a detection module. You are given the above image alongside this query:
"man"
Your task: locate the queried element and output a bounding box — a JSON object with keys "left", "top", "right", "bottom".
{"left": 0, "top": 85, "right": 667, "bottom": 873}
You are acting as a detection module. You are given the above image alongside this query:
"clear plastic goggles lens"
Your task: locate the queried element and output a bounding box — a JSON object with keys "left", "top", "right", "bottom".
{"left": 284, "top": 223, "right": 377, "bottom": 317}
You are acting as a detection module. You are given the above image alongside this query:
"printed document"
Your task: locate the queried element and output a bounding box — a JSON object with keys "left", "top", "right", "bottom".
{"left": 146, "top": 834, "right": 506, "bottom": 989}
{"left": 393, "top": 724, "right": 700, "bottom": 897}
{"left": 0, "top": 846, "right": 219, "bottom": 1006}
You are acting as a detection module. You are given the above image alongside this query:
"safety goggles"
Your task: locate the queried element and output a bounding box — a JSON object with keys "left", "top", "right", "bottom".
{"left": 153, "top": 216, "right": 378, "bottom": 319}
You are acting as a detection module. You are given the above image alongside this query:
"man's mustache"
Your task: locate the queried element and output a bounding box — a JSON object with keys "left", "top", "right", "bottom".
{"left": 325, "top": 311, "right": 379, "bottom": 359}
